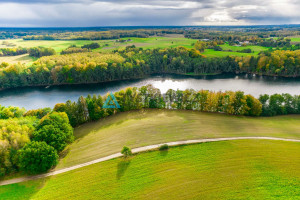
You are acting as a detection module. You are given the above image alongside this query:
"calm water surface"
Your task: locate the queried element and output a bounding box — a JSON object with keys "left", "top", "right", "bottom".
{"left": 1, "top": 74, "right": 300, "bottom": 109}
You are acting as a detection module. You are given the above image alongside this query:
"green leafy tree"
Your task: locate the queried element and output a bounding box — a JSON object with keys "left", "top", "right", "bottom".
{"left": 33, "top": 112, "right": 74, "bottom": 152}
{"left": 18, "top": 141, "right": 58, "bottom": 174}
{"left": 121, "top": 146, "right": 132, "bottom": 158}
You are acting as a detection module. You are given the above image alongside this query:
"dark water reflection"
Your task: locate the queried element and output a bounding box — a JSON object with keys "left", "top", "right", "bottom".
{"left": 1, "top": 74, "right": 300, "bottom": 109}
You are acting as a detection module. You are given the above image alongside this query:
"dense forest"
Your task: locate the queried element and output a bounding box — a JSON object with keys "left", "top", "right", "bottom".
{"left": 0, "top": 109, "right": 73, "bottom": 177}
{"left": 0, "top": 46, "right": 299, "bottom": 89}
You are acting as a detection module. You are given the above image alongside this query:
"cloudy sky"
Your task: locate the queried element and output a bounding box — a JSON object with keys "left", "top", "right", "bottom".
{"left": 0, "top": 0, "right": 299, "bottom": 27}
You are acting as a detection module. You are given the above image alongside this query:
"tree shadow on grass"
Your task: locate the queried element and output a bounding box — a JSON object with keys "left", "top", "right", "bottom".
{"left": 159, "top": 150, "right": 169, "bottom": 157}
{"left": 116, "top": 160, "right": 131, "bottom": 180}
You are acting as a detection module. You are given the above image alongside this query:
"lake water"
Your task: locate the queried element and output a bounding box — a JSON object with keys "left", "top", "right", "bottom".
{"left": 1, "top": 74, "right": 300, "bottom": 109}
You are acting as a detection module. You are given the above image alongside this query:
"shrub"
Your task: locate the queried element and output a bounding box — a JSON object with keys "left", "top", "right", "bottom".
{"left": 121, "top": 146, "right": 132, "bottom": 158}
{"left": 81, "top": 43, "right": 100, "bottom": 49}
{"left": 18, "top": 141, "right": 58, "bottom": 174}
{"left": 159, "top": 144, "right": 169, "bottom": 151}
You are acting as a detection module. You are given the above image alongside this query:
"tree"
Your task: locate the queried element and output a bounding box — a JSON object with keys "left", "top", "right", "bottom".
{"left": 33, "top": 112, "right": 74, "bottom": 152}
{"left": 121, "top": 146, "right": 132, "bottom": 158}
{"left": 194, "top": 41, "right": 206, "bottom": 52}
{"left": 18, "top": 141, "right": 58, "bottom": 174}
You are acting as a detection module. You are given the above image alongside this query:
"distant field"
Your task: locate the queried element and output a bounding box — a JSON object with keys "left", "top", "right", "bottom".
{"left": 289, "top": 37, "right": 300, "bottom": 44}
{"left": 98, "top": 36, "right": 198, "bottom": 52}
{"left": 201, "top": 44, "right": 268, "bottom": 58}
{"left": 57, "top": 109, "right": 300, "bottom": 169}
{"left": 202, "top": 49, "right": 258, "bottom": 57}
{"left": 0, "top": 37, "right": 287, "bottom": 64}
{"left": 220, "top": 43, "right": 268, "bottom": 52}
{"left": 0, "top": 37, "right": 197, "bottom": 53}
{"left": 1, "top": 140, "right": 299, "bottom": 200}
{"left": 0, "top": 39, "right": 96, "bottom": 52}
{"left": 0, "top": 54, "right": 36, "bottom": 65}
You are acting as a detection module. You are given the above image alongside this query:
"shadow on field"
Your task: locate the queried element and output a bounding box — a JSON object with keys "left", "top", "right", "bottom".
{"left": 159, "top": 150, "right": 169, "bottom": 157}
{"left": 116, "top": 160, "right": 131, "bottom": 180}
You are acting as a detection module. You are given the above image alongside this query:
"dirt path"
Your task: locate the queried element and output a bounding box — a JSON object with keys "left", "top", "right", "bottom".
{"left": 1, "top": 136, "right": 299, "bottom": 186}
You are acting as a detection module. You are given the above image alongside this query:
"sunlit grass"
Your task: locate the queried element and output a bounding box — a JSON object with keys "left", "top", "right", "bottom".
{"left": 57, "top": 109, "right": 300, "bottom": 169}
{"left": 1, "top": 140, "right": 299, "bottom": 200}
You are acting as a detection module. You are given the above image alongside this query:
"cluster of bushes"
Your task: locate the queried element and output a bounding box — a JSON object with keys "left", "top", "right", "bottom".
{"left": 238, "top": 48, "right": 252, "bottom": 53}
{"left": 81, "top": 43, "right": 100, "bottom": 49}
{"left": 61, "top": 47, "right": 90, "bottom": 55}
{"left": 0, "top": 106, "right": 74, "bottom": 176}
{"left": 0, "top": 48, "right": 28, "bottom": 56}
{"left": 53, "top": 85, "right": 262, "bottom": 127}
{"left": 194, "top": 40, "right": 224, "bottom": 52}
{"left": 28, "top": 47, "right": 56, "bottom": 58}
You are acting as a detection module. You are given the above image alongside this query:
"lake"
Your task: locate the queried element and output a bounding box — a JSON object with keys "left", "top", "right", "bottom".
{"left": 1, "top": 74, "right": 300, "bottom": 109}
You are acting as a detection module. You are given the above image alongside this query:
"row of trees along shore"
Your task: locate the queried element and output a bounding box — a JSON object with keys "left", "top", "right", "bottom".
{"left": 1, "top": 85, "right": 300, "bottom": 177}
{"left": 0, "top": 46, "right": 299, "bottom": 89}
{"left": 52, "top": 85, "right": 300, "bottom": 127}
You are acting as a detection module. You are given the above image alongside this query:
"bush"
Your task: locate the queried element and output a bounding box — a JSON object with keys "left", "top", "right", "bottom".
{"left": 121, "top": 146, "right": 132, "bottom": 158}
{"left": 18, "top": 141, "right": 58, "bottom": 174}
{"left": 61, "top": 47, "right": 90, "bottom": 55}
{"left": 213, "top": 46, "right": 223, "bottom": 51}
{"left": 81, "top": 43, "right": 100, "bottom": 49}
{"left": 159, "top": 144, "right": 169, "bottom": 151}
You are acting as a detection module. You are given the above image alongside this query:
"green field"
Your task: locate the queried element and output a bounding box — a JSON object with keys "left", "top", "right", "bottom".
{"left": 57, "top": 109, "right": 300, "bottom": 169}
{"left": 0, "top": 36, "right": 197, "bottom": 53}
{"left": 202, "top": 44, "right": 268, "bottom": 58}
{"left": 202, "top": 49, "right": 258, "bottom": 57}
{"left": 220, "top": 43, "right": 268, "bottom": 53}
{"left": 1, "top": 140, "right": 299, "bottom": 200}
{"left": 288, "top": 37, "right": 300, "bottom": 44}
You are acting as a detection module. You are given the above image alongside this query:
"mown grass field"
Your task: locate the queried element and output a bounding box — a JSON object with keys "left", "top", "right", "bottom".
{"left": 202, "top": 49, "right": 258, "bottom": 57}
{"left": 57, "top": 109, "right": 300, "bottom": 169}
{"left": 0, "top": 54, "right": 37, "bottom": 65}
{"left": 0, "top": 39, "right": 96, "bottom": 52}
{"left": 220, "top": 43, "right": 269, "bottom": 53}
{"left": 1, "top": 140, "right": 299, "bottom": 200}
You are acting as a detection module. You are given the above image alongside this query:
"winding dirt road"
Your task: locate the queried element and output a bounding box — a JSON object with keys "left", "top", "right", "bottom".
{"left": 1, "top": 136, "right": 299, "bottom": 186}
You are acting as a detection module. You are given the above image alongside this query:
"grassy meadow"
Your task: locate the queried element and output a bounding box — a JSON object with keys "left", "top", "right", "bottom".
{"left": 1, "top": 139, "right": 299, "bottom": 200}
{"left": 57, "top": 109, "right": 300, "bottom": 169}
{"left": 0, "top": 54, "right": 36, "bottom": 65}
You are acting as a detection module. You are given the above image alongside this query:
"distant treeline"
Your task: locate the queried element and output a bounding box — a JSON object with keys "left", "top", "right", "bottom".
{"left": 21, "top": 28, "right": 300, "bottom": 43}
{"left": 23, "top": 29, "right": 185, "bottom": 40}
{"left": 0, "top": 46, "right": 300, "bottom": 89}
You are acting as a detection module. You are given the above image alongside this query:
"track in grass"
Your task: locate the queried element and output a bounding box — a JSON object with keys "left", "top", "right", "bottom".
{"left": 1, "top": 139, "right": 299, "bottom": 200}
{"left": 58, "top": 109, "right": 300, "bottom": 169}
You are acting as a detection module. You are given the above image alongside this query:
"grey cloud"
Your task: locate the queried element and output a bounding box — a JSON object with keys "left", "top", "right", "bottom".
{"left": 0, "top": 0, "right": 299, "bottom": 26}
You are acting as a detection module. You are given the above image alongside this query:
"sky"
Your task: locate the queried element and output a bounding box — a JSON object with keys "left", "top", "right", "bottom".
{"left": 0, "top": 0, "right": 299, "bottom": 27}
